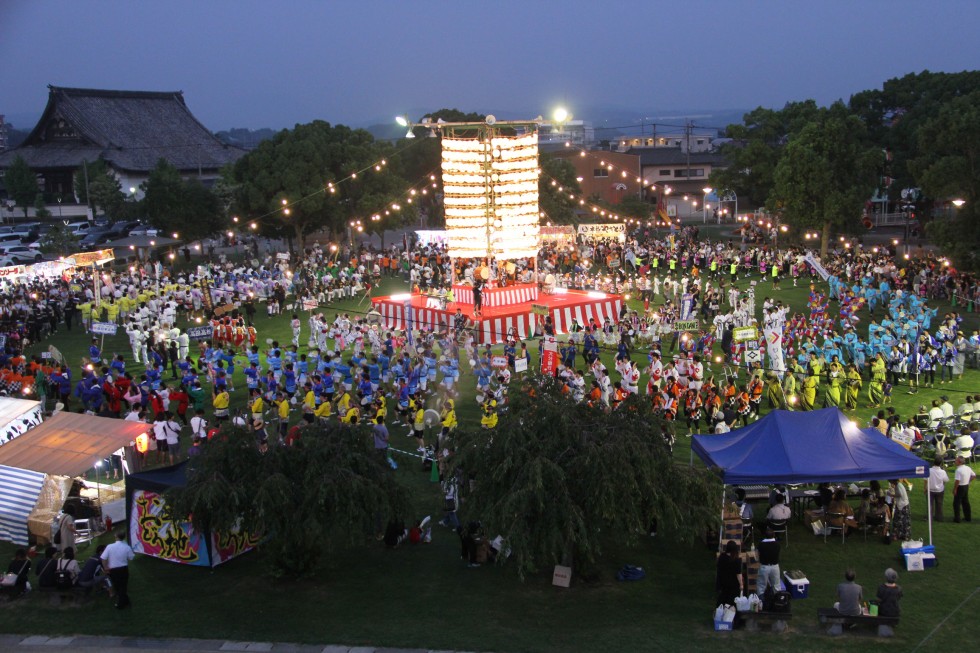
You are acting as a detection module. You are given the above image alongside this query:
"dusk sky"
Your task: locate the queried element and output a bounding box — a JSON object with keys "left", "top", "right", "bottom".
{"left": 2, "top": 0, "right": 979, "bottom": 132}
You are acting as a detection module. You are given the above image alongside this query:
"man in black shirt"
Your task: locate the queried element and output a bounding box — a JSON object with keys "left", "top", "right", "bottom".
{"left": 756, "top": 527, "right": 781, "bottom": 597}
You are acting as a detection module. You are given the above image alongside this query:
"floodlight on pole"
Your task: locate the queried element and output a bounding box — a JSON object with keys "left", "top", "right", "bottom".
{"left": 395, "top": 116, "right": 409, "bottom": 127}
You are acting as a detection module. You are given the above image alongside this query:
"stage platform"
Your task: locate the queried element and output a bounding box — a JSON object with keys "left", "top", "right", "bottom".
{"left": 371, "top": 288, "right": 624, "bottom": 344}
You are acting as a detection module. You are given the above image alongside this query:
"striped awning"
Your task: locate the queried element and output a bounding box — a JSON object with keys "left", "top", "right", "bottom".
{"left": 0, "top": 464, "right": 46, "bottom": 546}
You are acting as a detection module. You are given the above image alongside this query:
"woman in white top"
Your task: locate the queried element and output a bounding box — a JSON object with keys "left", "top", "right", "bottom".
{"left": 890, "top": 479, "right": 911, "bottom": 542}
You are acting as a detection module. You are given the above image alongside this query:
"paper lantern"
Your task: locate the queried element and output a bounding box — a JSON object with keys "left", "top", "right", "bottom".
{"left": 442, "top": 131, "right": 540, "bottom": 260}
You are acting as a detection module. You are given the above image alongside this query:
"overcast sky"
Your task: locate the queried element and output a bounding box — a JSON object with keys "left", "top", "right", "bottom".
{"left": 2, "top": 0, "right": 979, "bottom": 131}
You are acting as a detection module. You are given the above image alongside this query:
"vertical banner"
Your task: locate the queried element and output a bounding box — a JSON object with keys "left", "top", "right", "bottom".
{"left": 541, "top": 336, "right": 559, "bottom": 377}
{"left": 404, "top": 301, "right": 415, "bottom": 348}
{"left": 764, "top": 327, "right": 785, "bottom": 376}
{"left": 680, "top": 292, "right": 693, "bottom": 320}
{"left": 803, "top": 253, "right": 830, "bottom": 281}
{"left": 92, "top": 263, "right": 101, "bottom": 308}
{"left": 200, "top": 278, "right": 214, "bottom": 314}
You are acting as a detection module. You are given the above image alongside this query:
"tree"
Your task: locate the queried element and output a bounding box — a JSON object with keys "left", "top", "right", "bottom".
{"left": 769, "top": 103, "right": 878, "bottom": 256}
{"left": 452, "top": 379, "right": 720, "bottom": 580}
{"left": 709, "top": 101, "right": 820, "bottom": 209}
{"left": 849, "top": 70, "right": 980, "bottom": 194}
{"left": 39, "top": 224, "right": 78, "bottom": 256}
{"left": 3, "top": 156, "right": 38, "bottom": 219}
{"left": 228, "top": 121, "right": 398, "bottom": 250}
{"left": 33, "top": 195, "right": 51, "bottom": 219}
{"left": 538, "top": 155, "right": 582, "bottom": 225}
{"left": 164, "top": 423, "right": 410, "bottom": 577}
{"left": 141, "top": 159, "right": 227, "bottom": 242}
{"left": 142, "top": 159, "right": 183, "bottom": 221}
{"left": 86, "top": 163, "right": 125, "bottom": 217}
{"left": 910, "top": 89, "right": 980, "bottom": 269}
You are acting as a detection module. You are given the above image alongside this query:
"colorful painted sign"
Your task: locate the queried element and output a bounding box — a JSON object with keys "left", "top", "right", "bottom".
{"left": 130, "top": 490, "right": 209, "bottom": 566}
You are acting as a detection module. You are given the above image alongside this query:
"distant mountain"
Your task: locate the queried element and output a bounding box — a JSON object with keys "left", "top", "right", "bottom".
{"left": 358, "top": 106, "right": 753, "bottom": 142}
{"left": 214, "top": 127, "right": 280, "bottom": 150}
{"left": 213, "top": 108, "right": 755, "bottom": 146}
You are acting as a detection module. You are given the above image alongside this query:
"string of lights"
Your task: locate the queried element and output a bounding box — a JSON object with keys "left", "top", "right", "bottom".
{"left": 239, "top": 136, "right": 427, "bottom": 228}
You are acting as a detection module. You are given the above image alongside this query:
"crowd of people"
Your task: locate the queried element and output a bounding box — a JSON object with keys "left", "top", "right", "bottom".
{"left": 0, "top": 222, "right": 977, "bottom": 621}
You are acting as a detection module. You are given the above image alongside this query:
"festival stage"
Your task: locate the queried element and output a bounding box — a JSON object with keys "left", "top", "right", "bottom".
{"left": 371, "top": 287, "right": 624, "bottom": 344}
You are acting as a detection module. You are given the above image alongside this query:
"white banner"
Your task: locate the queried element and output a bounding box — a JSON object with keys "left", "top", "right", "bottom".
{"left": 764, "top": 327, "right": 785, "bottom": 376}
{"left": 577, "top": 223, "right": 626, "bottom": 243}
{"left": 804, "top": 253, "right": 830, "bottom": 281}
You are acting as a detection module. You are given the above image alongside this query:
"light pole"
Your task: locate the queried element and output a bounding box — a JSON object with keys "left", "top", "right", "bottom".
{"left": 719, "top": 189, "right": 737, "bottom": 225}
{"left": 702, "top": 187, "right": 712, "bottom": 224}
{"left": 57, "top": 195, "right": 63, "bottom": 220}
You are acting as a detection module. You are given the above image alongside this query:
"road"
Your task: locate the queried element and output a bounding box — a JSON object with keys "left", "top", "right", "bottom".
{"left": 1, "top": 635, "right": 474, "bottom": 653}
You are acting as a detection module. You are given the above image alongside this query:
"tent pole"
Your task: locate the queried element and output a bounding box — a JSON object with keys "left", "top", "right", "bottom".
{"left": 926, "top": 477, "right": 933, "bottom": 546}
{"left": 718, "top": 485, "right": 726, "bottom": 552}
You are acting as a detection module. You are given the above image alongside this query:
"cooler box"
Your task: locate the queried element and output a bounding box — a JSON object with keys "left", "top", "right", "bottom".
{"left": 713, "top": 618, "right": 733, "bottom": 631}
{"left": 783, "top": 571, "right": 809, "bottom": 599}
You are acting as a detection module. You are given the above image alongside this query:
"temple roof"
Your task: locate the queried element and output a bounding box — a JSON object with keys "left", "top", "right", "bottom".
{"left": 0, "top": 86, "right": 244, "bottom": 173}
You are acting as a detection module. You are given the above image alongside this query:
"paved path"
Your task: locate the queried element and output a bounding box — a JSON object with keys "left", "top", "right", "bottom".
{"left": 0, "top": 635, "right": 482, "bottom": 653}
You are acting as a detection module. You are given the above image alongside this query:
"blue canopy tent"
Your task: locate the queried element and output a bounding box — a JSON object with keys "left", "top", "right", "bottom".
{"left": 692, "top": 408, "right": 932, "bottom": 543}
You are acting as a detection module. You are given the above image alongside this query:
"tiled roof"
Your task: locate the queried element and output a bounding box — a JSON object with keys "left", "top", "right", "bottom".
{"left": 0, "top": 86, "right": 244, "bottom": 172}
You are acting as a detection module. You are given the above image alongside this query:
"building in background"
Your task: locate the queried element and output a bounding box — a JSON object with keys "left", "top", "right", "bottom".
{"left": 550, "top": 149, "right": 641, "bottom": 205}
{"left": 0, "top": 86, "right": 244, "bottom": 219}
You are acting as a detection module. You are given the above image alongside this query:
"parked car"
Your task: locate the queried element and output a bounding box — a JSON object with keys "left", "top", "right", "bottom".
{"left": 128, "top": 224, "right": 159, "bottom": 237}
{"left": 64, "top": 221, "right": 92, "bottom": 236}
{"left": 0, "top": 245, "right": 43, "bottom": 263}
{"left": 79, "top": 230, "right": 115, "bottom": 250}
{"left": 106, "top": 220, "right": 141, "bottom": 237}
{"left": 0, "top": 234, "right": 25, "bottom": 247}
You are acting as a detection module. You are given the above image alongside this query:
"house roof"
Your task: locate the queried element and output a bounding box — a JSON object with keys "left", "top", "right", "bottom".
{"left": 629, "top": 147, "right": 728, "bottom": 168}
{"left": 0, "top": 412, "right": 149, "bottom": 477}
{"left": 0, "top": 86, "right": 244, "bottom": 173}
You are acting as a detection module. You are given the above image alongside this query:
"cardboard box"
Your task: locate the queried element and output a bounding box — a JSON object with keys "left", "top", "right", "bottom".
{"left": 552, "top": 565, "right": 572, "bottom": 588}
{"left": 783, "top": 571, "right": 810, "bottom": 599}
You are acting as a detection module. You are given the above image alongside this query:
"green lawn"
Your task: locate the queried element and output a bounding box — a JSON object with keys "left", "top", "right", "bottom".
{"left": 0, "top": 266, "right": 977, "bottom": 653}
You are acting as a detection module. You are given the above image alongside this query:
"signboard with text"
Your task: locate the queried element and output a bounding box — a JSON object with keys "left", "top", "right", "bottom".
{"left": 186, "top": 325, "right": 215, "bottom": 341}
{"left": 733, "top": 326, "right": 759, "bottom": 342}
{"left": 91, "top": 322, "right": 119, "bottom": 336}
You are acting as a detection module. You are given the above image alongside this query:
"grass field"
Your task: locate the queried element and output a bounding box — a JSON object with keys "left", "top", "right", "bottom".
{"left": 0, "top": 261, "right": 977, "bottom": 653}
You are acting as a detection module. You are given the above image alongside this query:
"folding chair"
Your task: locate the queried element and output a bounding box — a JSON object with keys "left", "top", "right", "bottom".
{"left": 768, "top": 519, "right": 789, "bottom": 547}
{"left": 824, "top": 513, "right": 846, "bottom": 544}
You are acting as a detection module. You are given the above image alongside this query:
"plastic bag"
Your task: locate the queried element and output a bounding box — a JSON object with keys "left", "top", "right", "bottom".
{"left": 734, "top": 594, "right": 751, "bottom": 611}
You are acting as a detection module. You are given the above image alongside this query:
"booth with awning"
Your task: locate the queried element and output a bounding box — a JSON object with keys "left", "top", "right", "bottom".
{"left": 0, "top": 397, "right": 43, "bottom": 444}
{"left": 0, "top": 413, "right": 148, "bottom": 546}
{"left": 692, "top": 408, "right": 933, "bottom": 542}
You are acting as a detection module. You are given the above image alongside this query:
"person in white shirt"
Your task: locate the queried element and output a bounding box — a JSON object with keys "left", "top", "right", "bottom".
{"left": 953, "top": 456, "right": 975, "bottom": 523}
{"left": 101, "top": 531, "right": 134, "bottom": 609}
{"left": 714, "top": 420, "right": 731, "bottom": 434}
{"left": 190, "top": 409, "right": 208, "bottom": 440}
{"left": 766, "top": 494, "right": 792, "bottom": 522}
{"left": 953, "top": 429, "right": 975, "bottom": 459}
{"left": 926, "top": 457, "right": 950, "bottom": 521}
{"left": 939, "top": 396, "right": 954, "bottom": 422}
{"left": 927, "top": 400, "right": 945, "bottom": 429}
{"left": 956, "top": 395, "right": 974, "bottom": 422}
